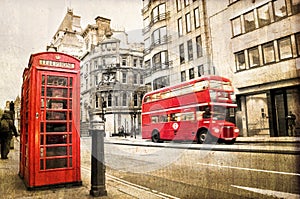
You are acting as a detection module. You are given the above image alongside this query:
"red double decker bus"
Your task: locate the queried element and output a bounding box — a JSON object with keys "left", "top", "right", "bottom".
{"left": 141, "top": 75, "right": 239, "bottom": 144}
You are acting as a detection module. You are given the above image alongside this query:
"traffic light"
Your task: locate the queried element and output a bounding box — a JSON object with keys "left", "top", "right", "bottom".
{"left": 9, "top": 101, "right": 14, "bottom": 112}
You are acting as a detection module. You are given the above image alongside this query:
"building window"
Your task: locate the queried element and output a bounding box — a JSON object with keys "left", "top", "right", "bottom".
{"left": 257, "top": 4, "right": 271, "bottom": 27}
{"left": 189, "top": 68, "right": 194, "bottom": 79}
{"left": 133, "top": 74, "right": 138, "bottom": 84}
{"left": 177, "top": 0, "right": 182, "bottom": 11}
{"left": 95, "top": 95, "right": 99, "bottom": 108}
{"left": 291, "top": 0, "right": 300, "bottom": 14}
{"left": 140, "top": 75, "right": 144, "bottom": 84}
{"left": 115, "top": 96, "right": 118, "bottom": 107}
{"left": 134, "top": 94, "right": 138, "bottom": 106}
{"left": 262, "top": 42, "right": 275, "bottom": 64}
{"left": 153, "top": 76, "right": 169, "bottom": 90}
{"left": 232, "top": 16, "right": 242, "bottom": 36}
{"left": 122, "top": 73, "right": 127, "bottom": 83}
{"left": 152, "top": 4, "right": 166, "bottom": 24}
{"left": 95, "top": 75, "right": 98, "bottom": 86}
{"left": 140, "top": 60, "right": 143, "bottom": 68}
{"left": 273, "top": 0, "right": 287, "bottom": 21}
{"left": 194, "top": 7, "right": 200, "bottom": 28}
{"left": 178, "top": 18, "right": 183, "bottom": 36}
{"left": 94, "top": 60, "right": 98, "bottom": 69}
{"left": 187, "top": 40, "right": 193, "bottom": 61}
{"left": 108, "top": 93, "right": 112, "bottom": 107}
{"left": 196, "top": 35, "right": 203, "bottom": 57}
{"left": 244, "top": 11, "right": 255, "bottom": 33}
{"left": 152, "top": 51, "right": 168, "bottom": 71}
{"left": 278, "top": 37, "right": 293, "bottom": 60}
{"left": 248, "top": 46, "right": 260, "bottom": 68}
{"left": 296, "top": 33, "right": 300, "bottom": 56}
{"left": 179, "top": 44, "right": 185, "bottom": 64}
{"left": 184, "top": 0, "right": 189, "bottom": 7}
{"left": 198, "top": 65, "right": 204, "bottom": 77}
{"left": 133, "top": 59, "right": 137, "bottom": 67}
{"left": 122, "top": 93, "right": 127, "bottom": 106}
{"left": 145, "top": 60, "right": 150, "bottom": 69}
{"left": 186, "top": 13, "right": 191, "bottom": 33}
{"left": 122, "top": 58, "right": 126, "bottom": 66}
{"left": 152, "top": 26, "right": 167, "bottom": 45}
{"left": 235, "top": 51, "right": 246, "bottom": 71}
{"left": 181, "top": 71, "right": 186, "bottom": 82}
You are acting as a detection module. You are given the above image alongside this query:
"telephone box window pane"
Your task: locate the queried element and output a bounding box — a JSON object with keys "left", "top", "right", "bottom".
{"left": 42, "top": 75, "right": 45, "bottom": 85}
{"left": 69, "top": 146, "right": 72, "bottom": 155}
{"left": 41, "top": 87, "right": 45, "bottom": 96}
{"left": 70, "top": 158, "right": 73, "bottom": 167}
{"left": 69, "top": 100, "right": 72, "bottom": 109}
{"left": 40, "top": 135, "right": 44, "bottom": 145}
{"left": 46, "top": 158, "right": 67, "bottom": 169}
{"left": 46, "top": 146, "right": 67, "bottom": 157}
{"left": 46, "top": 135, "right": 67, "bottom": 144}
{"left": 46, "top": 123, "right": 67, "bottom": 132}
{"left": 40, "top": 122, "right": 45, "bottom": 132}
{"left": 69, "top": 135, "right": 73, "bottom": 143}
{"left": 47, "top": 76, "right": 67, "bottom": 86}
{"left": 40, "top": 160, "right": 44, "bottom": 170}
{"left": 69, "top": 77, "right": 73, "bottom": 87}
{"left": 48, "top": 100, "right": 67, "bottom": 109}
{"left": 46, "top": 111, "right": 67, "bottom": 120}
{"left": 69, "top": 112, "right": 72, "bottom": 120}
{"left": 69, "top": 89, "right": 73, "bottom": 98}
{"left": 47, "top": 88, "right": 68, "bottom": 98}
{"left": 69, "top": 123, "right": 72, "bottom": 132}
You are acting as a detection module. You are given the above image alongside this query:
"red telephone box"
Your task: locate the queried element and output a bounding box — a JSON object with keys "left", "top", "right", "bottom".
{"left": 19, "top": 52, "right": 82, "bottom": 189}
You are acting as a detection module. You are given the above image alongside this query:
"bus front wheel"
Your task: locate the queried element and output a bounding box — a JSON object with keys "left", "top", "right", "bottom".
{"left": 197, "top": 129, "right": 208, "bottom": 144}
{"left": 152, "top": 131, "right": 160, "bottom": 143}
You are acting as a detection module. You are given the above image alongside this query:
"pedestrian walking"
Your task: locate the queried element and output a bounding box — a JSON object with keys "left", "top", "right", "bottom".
{"left": 286, "top": 111, "right": 296, "bottom": 136}
{"left": 0, "top": 112, "right": 19, "bottom": 159}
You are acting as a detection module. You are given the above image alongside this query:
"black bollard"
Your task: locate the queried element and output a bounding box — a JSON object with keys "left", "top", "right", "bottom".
{"left": 89, "top": 116, "right": 107, "bottom": 197}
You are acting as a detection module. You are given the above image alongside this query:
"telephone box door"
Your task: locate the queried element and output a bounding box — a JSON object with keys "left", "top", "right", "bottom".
{"left": 33, "top": 72, "right": 81, "bottom": 187}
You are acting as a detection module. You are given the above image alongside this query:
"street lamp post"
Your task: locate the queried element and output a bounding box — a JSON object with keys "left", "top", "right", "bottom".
{"left": 89, "top": 104, "right": 107, "bottom": 197}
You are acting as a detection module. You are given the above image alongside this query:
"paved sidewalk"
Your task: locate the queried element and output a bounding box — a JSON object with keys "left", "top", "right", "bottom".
{"left": 0, "top": 139, "right": 163, "bottom": 199}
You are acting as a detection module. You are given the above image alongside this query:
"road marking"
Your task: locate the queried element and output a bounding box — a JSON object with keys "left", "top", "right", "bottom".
{"left": 231, "top": 185, "right": 300, "bottom": 199}
{"left": 81, "top": 167, "right": 180, "bottom": 199}
{"left": 197, "top": 163, "right": 300, "bottom": 176}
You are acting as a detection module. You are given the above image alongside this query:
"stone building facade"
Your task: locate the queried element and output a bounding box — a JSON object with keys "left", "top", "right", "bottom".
{"left": 142, "top": 0, "right": 215, "bottom": 90}
{"left": 50, "top": 9, "right": 84, "bottom": 59}
{"left": 208, "top": 0, "right": 300, "bottom": 137}
{"left": 80, "top": 17, "right": 146, "bottom": 137}
{"left": 49, "top": 10, "right": 146, "bottom": 137}
{"left": 142, "top": 0, "right": 299, "bottom": 137}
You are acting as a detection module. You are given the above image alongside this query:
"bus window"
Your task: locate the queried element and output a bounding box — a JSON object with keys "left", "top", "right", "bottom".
{"left": 160, "top": 115, "right": 168, "bottom": 122}
{"left": 181, "top": 112, "right": 195, "bottom": 121}
{"left": 151, "top": 116, "right": 159, "bottom": 123}
{"left": 170, "top": 113, "right": 181, "bottom": 121}
{"left": 144, "top": 96, "right": 151, "bottom": 103}
{"left": 161, "top": 91, "right": 171, "bottom": 99}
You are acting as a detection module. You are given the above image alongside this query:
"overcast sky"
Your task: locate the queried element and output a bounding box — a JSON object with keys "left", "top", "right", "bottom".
{"left": 0, "top": 0, "right": 143, "bottom": 109}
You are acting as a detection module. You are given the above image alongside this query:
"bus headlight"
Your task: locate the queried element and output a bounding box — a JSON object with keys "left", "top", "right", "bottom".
{"left": 234, "top": 128, "right": 239, "bottom": 133}
{"left": 214, "top": 128, "right": 220, "bottom": 133}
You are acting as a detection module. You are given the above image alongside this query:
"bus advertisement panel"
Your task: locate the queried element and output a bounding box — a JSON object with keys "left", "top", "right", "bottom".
{"left": 141, "top": 75, "right": 239, "bottom": 144}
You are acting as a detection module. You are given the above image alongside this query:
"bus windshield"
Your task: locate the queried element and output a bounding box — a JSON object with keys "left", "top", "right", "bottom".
{"left": 201, "top": 105, "right": 235, "bottom": 122}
